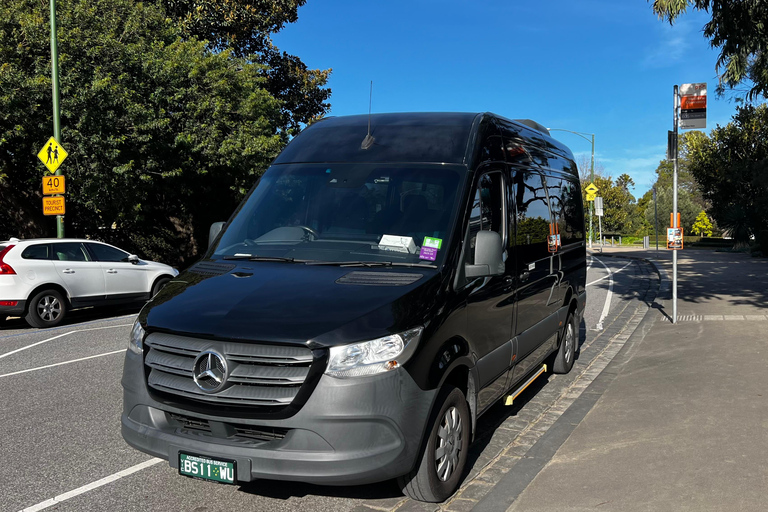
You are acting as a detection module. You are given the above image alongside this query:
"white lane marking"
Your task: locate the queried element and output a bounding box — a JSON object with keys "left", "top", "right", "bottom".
{"left": 20, "top": 458, "right": 163, "bottom": 512}
{"left": 586, "top": 260, "right": 633, "bottom": 287}
{"left": 0, "top": 324, "right": 132, "bottom": 360}
{"left": 0, "top": 349, "right": 126, "bottom": 379}
{"left": 591, "top": 256, "right": 616, "bottom": 331}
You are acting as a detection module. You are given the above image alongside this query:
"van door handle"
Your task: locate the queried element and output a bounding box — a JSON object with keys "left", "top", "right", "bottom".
{"left": 62, "top": 269, "right": 75, "bottom": 274}
{"left": 520, "top": 271, "right": 530, "bottom": 282}
{"left": 107, "top": 269, "right": 118, "bottom": 274}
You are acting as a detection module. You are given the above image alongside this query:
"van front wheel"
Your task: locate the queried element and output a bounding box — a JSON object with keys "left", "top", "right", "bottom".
{"left": 552, "top": 311, "right": 577, "bottom": 374}
{"left": 398, "top": 385, "right": 470, "bottom": 503}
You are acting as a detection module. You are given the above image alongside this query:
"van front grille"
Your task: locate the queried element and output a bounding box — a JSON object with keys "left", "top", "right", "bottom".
{"left": 145, "top": 333, "right": 313, "bottom": 408}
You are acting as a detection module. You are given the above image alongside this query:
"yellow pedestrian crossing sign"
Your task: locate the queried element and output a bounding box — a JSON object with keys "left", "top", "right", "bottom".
{"left": 37, "top": 137, "right": 68, "bottom": 174}
{"left": 585, "top": 183, "right": 598, "bottom": 195}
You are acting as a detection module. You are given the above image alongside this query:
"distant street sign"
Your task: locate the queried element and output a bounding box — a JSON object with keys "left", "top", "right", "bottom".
{"left": 679, "top": 83, "right": 706, "bottom": 130}
{"left": 37, "top": 137, "right": 68, "bottom": 174}
{"left": 594, "top": 196, "right": 603, "bottom": 217}
{"left": 42, "top": 175, "right": 65, "bottom": 195}
{"left": 586, "top": 192, "right": 597, "bottom": 202}
{"left": 585, "top": 183, "right": 598, "bottom": 195}
{"left": 43, "top": 196, "right": 65, "bottom": 216}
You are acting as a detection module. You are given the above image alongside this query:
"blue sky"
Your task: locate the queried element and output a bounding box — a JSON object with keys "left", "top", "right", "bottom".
{"left": 273, "top": 0, "right": 739, "bottom": 200}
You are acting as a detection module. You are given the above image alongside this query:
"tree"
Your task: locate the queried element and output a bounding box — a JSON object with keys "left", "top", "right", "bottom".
{"left": 692, "top": 210, "right": 714, "bottom": 237}
{"left": 582, "top": 174, "right": 639, "bottom": 235}
{"left": 159, "top": 0, "right": 331, "bottom": 134}
{"left": 638, "top": 131, "right": 714, "bottom": 236}
{"left": 0, "top": 0, "right": 293, "bottom": 265}
{"left": 685, "top": 103, "right": 768, "bottom": 246}
{"left": 651, "top": 1, "right": 768, "bottom": 99}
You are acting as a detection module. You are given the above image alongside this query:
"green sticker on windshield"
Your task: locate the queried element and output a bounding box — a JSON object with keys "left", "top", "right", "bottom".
{"left": 423, "top": 237, "right": 442, "bottom": 249}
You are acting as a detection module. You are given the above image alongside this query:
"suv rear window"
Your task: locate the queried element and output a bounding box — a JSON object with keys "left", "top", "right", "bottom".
{"left": 22, "top": 244, "right": 51, "bottom": 260}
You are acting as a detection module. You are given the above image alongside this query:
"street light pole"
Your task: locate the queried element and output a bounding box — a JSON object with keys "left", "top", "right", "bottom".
{"left": 49, "top": 0, "right": 64, "bottom": 238}
{"left": 548, "top": 128, "right": 595, "bottom": 248}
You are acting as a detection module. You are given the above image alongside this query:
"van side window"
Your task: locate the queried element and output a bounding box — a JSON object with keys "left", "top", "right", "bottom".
{"left": 467, "top": 172, "right": 505, "bottom": 264}
{"left": 547, "top": 177, "right": 585, "bottom": 245}
{"left": 515, "top": 170, "right": 551, "bottom": 263}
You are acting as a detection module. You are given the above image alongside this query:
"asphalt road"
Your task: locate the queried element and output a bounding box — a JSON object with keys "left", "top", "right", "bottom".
{"left": 0, "top": 254, "right": 642, "bottom": 512}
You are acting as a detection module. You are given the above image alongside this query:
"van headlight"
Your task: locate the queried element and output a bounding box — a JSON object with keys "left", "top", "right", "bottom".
{"left": 128, "top": 321, "right": 146, "bottom": 355}
{"left": 325, "top": 327, "right": 423, "bottom": 378}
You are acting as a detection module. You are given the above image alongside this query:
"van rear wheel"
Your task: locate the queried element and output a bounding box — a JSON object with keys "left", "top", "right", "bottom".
{"left": 398, "top": 385, "right": 470, "bottom": 503}
{"left": 552, "top": 311, "right": 577, "bottom": 374}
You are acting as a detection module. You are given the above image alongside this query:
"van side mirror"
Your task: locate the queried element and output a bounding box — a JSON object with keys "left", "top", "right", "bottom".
{"left": 465, "top": 230, "right": 505, "bottom": 278}
{"left": 209, "top": 222, "right": 226, "bottom": 248}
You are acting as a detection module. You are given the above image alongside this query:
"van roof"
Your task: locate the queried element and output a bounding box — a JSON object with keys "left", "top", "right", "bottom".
{"left": 273, "top": 112, "right": 574, "bottom": 166}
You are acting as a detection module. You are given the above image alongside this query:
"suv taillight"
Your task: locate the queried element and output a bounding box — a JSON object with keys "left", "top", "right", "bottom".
{"left": 0, "top": 245, "right": 16, "bottom": 275}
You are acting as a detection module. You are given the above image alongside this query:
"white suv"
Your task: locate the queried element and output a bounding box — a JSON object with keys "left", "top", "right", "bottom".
{"left": 0, "top": 238, "right": 178, "bottom": 328}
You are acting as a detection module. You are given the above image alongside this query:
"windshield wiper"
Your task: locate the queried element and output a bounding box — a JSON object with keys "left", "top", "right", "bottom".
{"left": 223, "top": 254, "right": 299, "bottom": 263}
{"left": 306, "top": 261, "right": 436, "bottom": 268}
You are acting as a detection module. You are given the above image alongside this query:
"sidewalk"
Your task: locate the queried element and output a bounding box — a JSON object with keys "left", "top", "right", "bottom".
{"left": 479, "top": 247, "right": 768, "bottom": 511}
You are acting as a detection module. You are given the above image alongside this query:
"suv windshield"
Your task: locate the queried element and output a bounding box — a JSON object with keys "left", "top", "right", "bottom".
{"left": 212, "top": 163, "right": 466, "bottom": 267}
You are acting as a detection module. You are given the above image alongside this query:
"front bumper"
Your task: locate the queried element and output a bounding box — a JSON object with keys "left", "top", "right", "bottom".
{"left": 121, "top": 349, "right": 436, "bottom": 486}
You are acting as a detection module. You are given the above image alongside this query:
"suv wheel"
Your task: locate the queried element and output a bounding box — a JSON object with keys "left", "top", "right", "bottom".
{"left": 398, "top": 385, "right": 470, "bottom": 502}
{"left": 26, "top": 289, "right": 67, "bottom": 328}
{"left": 151, "top": 277, "right": 171, "bottom": 297}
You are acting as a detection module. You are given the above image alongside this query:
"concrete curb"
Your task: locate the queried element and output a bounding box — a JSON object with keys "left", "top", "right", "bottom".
{"left": 472, "top": 255, "right": 666, "bottom": 512}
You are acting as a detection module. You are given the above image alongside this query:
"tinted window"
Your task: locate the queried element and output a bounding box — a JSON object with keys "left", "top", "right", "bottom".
{"left": 467, "top": 172, "right": 505, "bottom": 265}
{"left": 22, "top": 244, "right": 51, "bottom": 260}
{"left": 53, "top": 243, "right": 90, "bottom": 262}
{"left": 560, "top": 178, "right": 585, "bottom": 244}
{"left": 514, "top": 170, "right": 551, "bottom": 262}
{"left": 87, "top": 243, "right": 129, "bottom": 262}
{"left": 213, "top": 163, "right": 464, "bottom": 266}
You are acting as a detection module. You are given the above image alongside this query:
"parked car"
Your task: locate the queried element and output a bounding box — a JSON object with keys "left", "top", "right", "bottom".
{"left": 121, "top": 112, "right": 586, "bottom": 502}
{"left": 0, "top": 238, "right": 178, "bottom": 328}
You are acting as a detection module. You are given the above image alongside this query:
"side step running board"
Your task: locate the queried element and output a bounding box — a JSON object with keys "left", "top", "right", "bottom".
{"left": 504, "top": 364, "right": 547, "bottom": 406}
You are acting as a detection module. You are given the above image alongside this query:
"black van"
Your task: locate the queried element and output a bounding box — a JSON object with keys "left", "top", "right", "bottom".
{"left": 121, "top": 112, "right": 586, "bottom": 502}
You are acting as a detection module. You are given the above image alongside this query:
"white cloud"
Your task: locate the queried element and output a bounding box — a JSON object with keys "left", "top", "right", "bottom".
{"left": 642, "top": 18, "right": 701, "bottom": 69}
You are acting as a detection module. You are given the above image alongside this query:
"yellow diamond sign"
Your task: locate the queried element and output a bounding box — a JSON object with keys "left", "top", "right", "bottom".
{"left": 586, "top": 192, "right": 597, "bottom": 202}
{"left": 585, "top": 183, "right": 598, "bottom": 195}
{"left": 37, "top": 137, "right": 68, "bottom": 174}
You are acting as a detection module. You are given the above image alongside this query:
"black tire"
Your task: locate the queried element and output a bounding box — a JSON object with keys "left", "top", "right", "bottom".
{"left": 25, "top": 289, "right": 67, "bottom": 328}
{"left": 151, "top": 277, "right": 171, "bottom": 297}
{"left": 398, "top": 385, "right": 470, "bottom": 503}
{"left": 552, "top": 310, "right": 577, "bottom": 374}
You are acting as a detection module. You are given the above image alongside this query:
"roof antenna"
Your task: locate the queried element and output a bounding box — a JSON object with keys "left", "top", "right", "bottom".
{"left": 361, "top": 81, "right": 375, "bottom": 150}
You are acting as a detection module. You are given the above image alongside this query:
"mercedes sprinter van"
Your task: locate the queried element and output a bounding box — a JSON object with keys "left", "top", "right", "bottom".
{"left": 121, "top": 112, "right": 587, "bottom": 502}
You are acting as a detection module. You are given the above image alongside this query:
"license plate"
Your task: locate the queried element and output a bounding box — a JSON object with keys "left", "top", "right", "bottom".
{"left": 179, "top": 453, "right": 236, "bottom": 484}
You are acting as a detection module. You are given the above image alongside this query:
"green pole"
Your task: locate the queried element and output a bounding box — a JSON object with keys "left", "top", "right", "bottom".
{"left": 50, "top": 0, "right": 64, "bottom": 238}
{"left": 590, "top": 134, "right": 594, "bottom": 248}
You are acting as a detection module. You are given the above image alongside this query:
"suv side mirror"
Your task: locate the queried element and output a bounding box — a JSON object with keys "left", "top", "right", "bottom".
{"left": 465, "top": 230, "right": 504, "bottom": 278}
{"left": 209, "top": 222, "right": 226, "bottom": 248}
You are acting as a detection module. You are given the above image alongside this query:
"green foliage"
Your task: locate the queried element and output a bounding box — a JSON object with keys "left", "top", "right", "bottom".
{"left": 160, "top": 0, "right": 331, "bottom": 134}
{"left": 0, "top": 0, "right": 298, "bottom": 265}
{"left": 651, "top": 0, "right": 768, "bottom": 99}
{"left": 582, "top": 173, "right": 639, "bottom": 235}
{"left": 691, "top": 210, "right": 713, "bottom": 236}
{"left": 685, "top": 104, "right": 768, "bottom": 247}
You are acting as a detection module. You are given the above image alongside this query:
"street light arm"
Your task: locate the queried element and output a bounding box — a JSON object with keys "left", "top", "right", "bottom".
{"left": 547, "top": 128, "right": 594, "bottom": 144}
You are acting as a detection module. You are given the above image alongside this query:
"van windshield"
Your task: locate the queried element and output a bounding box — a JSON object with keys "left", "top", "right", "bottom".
{"left": 211, "top": 163, "right": 466, "bottom": 267}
